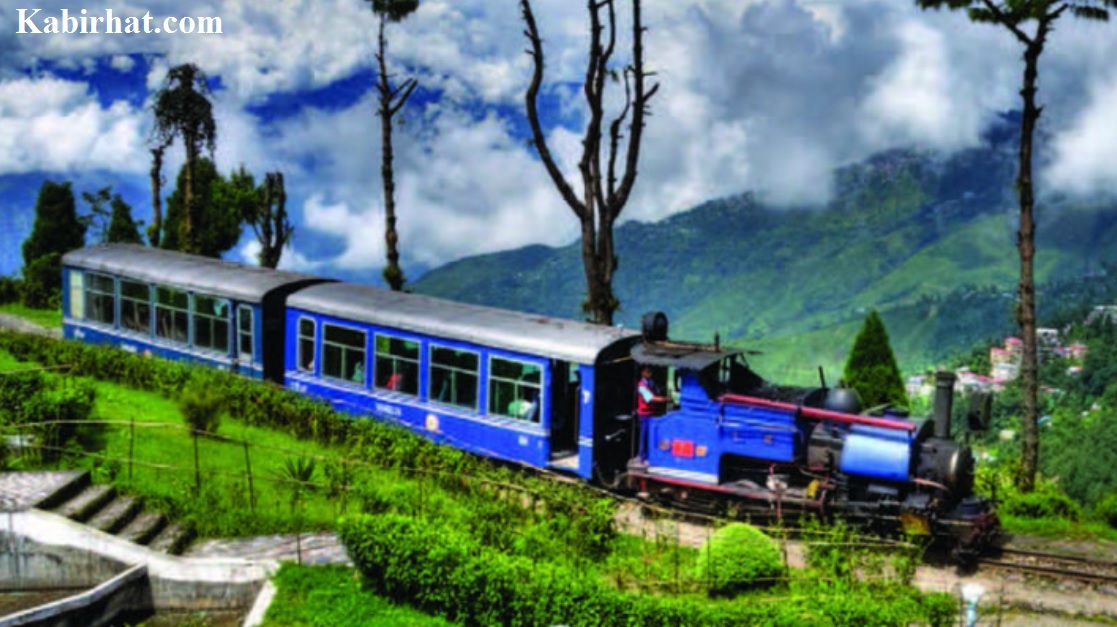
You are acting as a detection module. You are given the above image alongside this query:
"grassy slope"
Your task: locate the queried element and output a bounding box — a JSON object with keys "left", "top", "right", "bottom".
{"left": 0, "top": 303, "right": 61, "bottom": 328}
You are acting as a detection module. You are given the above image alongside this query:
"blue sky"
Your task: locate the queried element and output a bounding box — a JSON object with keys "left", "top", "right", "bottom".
{"left": 1, "top": 0, "right": 1116, "bottom": 282}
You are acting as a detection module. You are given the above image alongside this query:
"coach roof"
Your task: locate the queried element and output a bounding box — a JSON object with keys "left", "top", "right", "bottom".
{"left": 62, "top": 244, "right": 327, "bottom": 302}
{"left": 289, "top": 282, "right": 641, "bottom": 364}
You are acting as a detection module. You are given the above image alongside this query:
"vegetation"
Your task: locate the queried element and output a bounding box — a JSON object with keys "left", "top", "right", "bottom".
{"left": 365, "top": 0, "right": 420, "bottom": 291}
{"left": 21, "top": 181, "right": 86, "bottom": 308}
{"left": 263, "top": 564, "right": 451, "bottom": 626}
{"left": 83, "top": 186, "right": 143, "bottom": 245}
{"left": 520, "top": 0, "right": 659, "bottom": 325}
{"left": 916, "top": 0, "right": 1117, "bottom": 493}
{"left": 151, "top": 63, "right": 218, "bottom": 255}
{"left": 178, "top": 376, "right": 224, "bottom": 435}
{"left": 0, "top": 302, "right": 61, "bottom": 329}
{"left": 162, "top": 158, "right": 245, "bottom": 258}
{"left": 694, "top": 523, "right": 784, "bottom": 596}
{"left": 248, "top": 172, "right": 293, "bottom": 269}
{"left": 843, "top": 309, "right": 907, "bottom": 409}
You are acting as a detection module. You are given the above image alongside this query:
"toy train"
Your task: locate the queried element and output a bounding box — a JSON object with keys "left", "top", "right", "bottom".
{"left": 60, "top": 244, "right": 999, "bottom": 553}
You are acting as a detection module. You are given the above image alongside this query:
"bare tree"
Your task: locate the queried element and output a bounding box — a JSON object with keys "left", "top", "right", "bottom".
{"left": 521, "top": 0, "right": 659, "bottom": 325}
{"left": 251, "top": 172, "right": 294, "bottom": 269}
{"left": 365, "top": 0, "right": 419, "bottom": 291}
{"left": 152, "top": 63, "right": 217, "bottom": 255}
{"left": 916, "top": 0, "right": 1116, "bottom": 491}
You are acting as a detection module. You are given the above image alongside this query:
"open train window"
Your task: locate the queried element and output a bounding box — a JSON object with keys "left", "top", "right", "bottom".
{"left": 322, "top": 323, "right": 367, "bottom": 385}
{"left": 297, "top": 317, "right": 316, "bottom": 373}
{"left": 489, "top": 356, "right": 542, "bottom": 423}
{"left": 193, "top": 295, "right": 230, "bottom": 354}
{"left": 237, "top": 306, "right": 253, "bottom": 362}
{"left": 84, "top": 272, "right": 115, "bottom": 326}
{"left": 155, "top": 286, "right": 189, "bottom": 344}
{"left": 120, "top": 280, "right": 151, "bottom": 335}
{"left": 374, "top": 334, "right": 420, "bottom": 396}
{"left": 429, "top": 344, "right": 479, "bottom": 411}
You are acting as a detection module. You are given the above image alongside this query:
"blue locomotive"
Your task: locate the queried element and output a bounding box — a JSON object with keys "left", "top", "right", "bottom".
{"left": 60, "top": 244, "right": 998, "bottom": 551}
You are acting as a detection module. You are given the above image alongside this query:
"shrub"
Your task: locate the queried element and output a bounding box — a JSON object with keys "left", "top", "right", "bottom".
{"left": 0, "top": 277, "right": 21, "bottom": 305}
{"left": 1093, "top": 494, "right": 1117, "bottom": 528}
{"left": 1000, "top": 489, "right": 1081, "bottom": 521}
{"left": 179, "top": 377, "right": 224, "bottom": 435}
{"left": 0, "top": 370, "right": 47, "bottom": 423}
{"left": 695, "top": 522, "right": 784, "bottom": 596}
{"left": 20, "top": 380, "right": 96, "bottom": 460}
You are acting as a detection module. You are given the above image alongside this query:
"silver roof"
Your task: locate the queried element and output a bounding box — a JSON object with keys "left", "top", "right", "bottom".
{"left": 62, "top": 244, "right": 326, "bottom": 302}
{"left": 289, "top": 282, "right": 641, "bottom": 364}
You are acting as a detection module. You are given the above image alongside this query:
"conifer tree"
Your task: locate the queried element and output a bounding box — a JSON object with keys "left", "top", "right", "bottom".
{"left": 843, "top": 309, "right": 908, "bottom": 409}
{"left": 21, "top": 180, "right": 85, "bottom": 308}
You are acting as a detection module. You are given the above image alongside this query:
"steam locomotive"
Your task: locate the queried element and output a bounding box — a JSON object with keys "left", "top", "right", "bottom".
{"left": 60, "top": 244, "right": 999, "bottom": 554}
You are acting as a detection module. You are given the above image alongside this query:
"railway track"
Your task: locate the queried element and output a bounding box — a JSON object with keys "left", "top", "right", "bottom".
{"left": 979, "top": 547, "right": 1117, "bottom": 585}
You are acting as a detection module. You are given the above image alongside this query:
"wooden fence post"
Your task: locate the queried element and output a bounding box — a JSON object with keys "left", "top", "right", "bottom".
{"left": 243, "top": 440, "right": 255, "bottom": 512}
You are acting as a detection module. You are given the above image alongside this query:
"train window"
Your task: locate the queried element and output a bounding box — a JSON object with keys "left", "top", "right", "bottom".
{"left": 322, "top": 323, "right": 367, "bottom": 385}
{"left": 297, "top": 318, "right": 316, "bottom": 373}
{"left": 194, "top": 295, "right": 230, "bottom": 354}
{"left": 84, "top": 273, "right": 115, "bottom": 326}
{"left": 488, "top": 357, "right": 542, "bottom": 423}
{"left": 429, "top": 345, "right": 479, "bottom": 411}
{"left": 119, "top": 281, "right": 151, "bottom": 335}
{"left": 155, "top": 286, "right": 189, "bottom": 344}
{"left": 237, "top": 306, "right": 253, "bottom": 361}
{"left": 69, "top": 272, "right": 84, "bottom": 320}
{"left": 374, "top": 334, "right": 419, "bottom": 396}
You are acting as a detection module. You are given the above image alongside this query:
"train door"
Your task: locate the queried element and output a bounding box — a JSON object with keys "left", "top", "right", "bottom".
{"left": 549, "top": 361, "right": 580, "bottom": 457}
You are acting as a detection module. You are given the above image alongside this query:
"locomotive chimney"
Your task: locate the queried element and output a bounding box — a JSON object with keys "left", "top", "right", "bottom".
{"left": 933, "top": 371, "right": 956, "bottom": 439}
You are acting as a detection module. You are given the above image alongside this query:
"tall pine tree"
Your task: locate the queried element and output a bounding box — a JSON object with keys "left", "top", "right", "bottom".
{"left": 21, "top": 180, "right": 85, "bottom": 308}
{"left": 843, "top": 309, "right": 908, "bottom": 409}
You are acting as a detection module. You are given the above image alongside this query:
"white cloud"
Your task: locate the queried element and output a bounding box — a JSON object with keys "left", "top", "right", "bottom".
{"left": 110, "top": 54, "right": 136, "bottom": 73}
{"left": 1046, "top": 73, "right": 1117, "bottom": 195}
{"left": 0, "top": 76, "right": 147, "bottom": 174}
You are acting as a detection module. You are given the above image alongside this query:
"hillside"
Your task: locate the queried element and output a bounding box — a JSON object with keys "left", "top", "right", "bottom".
{"left": 414, "top": 140, "right": 1117, "bottom": 383}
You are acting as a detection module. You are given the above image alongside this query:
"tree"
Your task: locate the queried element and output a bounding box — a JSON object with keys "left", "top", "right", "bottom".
{"left": 521, "top": 0, "right": 659, "bottom": 325}
{"left": 843, "top": 310, "right": 907, "bottom": 409}
{"left": 365, "top": 0, "right": 419, "bottom": 291}
{"left": 148, "top": 143, "right": 169, "bottom": 247}
{"left": 82, "top": 186, "right": 143, "bottom": 244}
{"left": 162, "top": 158, "right": 243, "bottom": 258}
{"left": 915, "top": 0, "right": 1116, "bottom": 492}
{"left": 21, "top": 181, "right": 85, "bottom": 308}
{"left": 151, "top": 63, "right": 217, "bottom": 255}
{"left": 249, "top": 172, "right": 293, "bottom": 269}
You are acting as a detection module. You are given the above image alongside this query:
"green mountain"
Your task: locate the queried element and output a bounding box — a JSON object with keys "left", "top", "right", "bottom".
{"left": 413, "top": 143, "right": 1117, "bottom": 384}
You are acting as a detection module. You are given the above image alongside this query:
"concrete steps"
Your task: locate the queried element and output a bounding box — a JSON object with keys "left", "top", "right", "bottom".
{"left": 45, "top": 476, "right": 193, "bottom": 556}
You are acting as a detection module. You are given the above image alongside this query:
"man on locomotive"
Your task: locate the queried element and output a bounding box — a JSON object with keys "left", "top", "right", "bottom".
{"left": 636, "top": 365, "right": 671, "bottom": 417}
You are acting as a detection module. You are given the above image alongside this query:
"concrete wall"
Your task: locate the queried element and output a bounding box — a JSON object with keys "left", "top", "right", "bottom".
{"left": 0, "top": 564, "right": 149, "bottom": 627}
{"left": 3, "top": 509, "right": 275, "bottom": 612}
{"left": 0, "top": 532, "right": 126, "bottom": 590}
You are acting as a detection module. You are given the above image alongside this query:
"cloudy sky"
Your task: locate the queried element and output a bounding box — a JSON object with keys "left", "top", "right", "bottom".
{"left": 1, "top": 0, "right": 1116, "bottom": 281}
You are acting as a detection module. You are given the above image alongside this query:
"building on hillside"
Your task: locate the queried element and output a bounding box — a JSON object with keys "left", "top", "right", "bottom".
{"left": 957, "top": 368, "right": 994, "bottom": 393}
{"left": 1005, "top": 337, "right": 1023, "bottom": 360}
{"left": 992, "top": 362, "right": 1018, "bottom": 385}
{"left": 990, "top": 347, "right": 1010, "bottom": 365}
{"left": 1068, "top": 343, "right": 1088, "bottom": 361}
{"left": 1037, "top": 327, "right": 1059, "bottom": 351}
{"left": 1086, "top": 305, "right": 1117, "bottom": 326}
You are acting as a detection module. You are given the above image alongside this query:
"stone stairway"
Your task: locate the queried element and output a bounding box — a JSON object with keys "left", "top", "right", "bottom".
{"left": 39, "top": 472, "right": 194, "bottom": 555}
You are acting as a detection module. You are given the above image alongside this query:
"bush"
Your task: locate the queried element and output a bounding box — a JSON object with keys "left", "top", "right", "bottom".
{"left": 0, "top": 277, "right": 21, "bottom": 305}
{"left": 0, "top": 370, "right": 47, "bottom": 423}
{"left": 20, "top": 380, "right": 96, "bottom": 461}
{"left": 1001, "top": 489, "right": 1082, "bottom": 521}
{"left": 20, "top": 253, "right": 63, "bottom": 309}
{"left": 179, "top": 377, "right": 224, "bottom": 435}
{"left": 1094, "top": 494, "right": 1117, "bottom": 529}
{"left": 695, "top": 522, "right": 784, "bottom": 596}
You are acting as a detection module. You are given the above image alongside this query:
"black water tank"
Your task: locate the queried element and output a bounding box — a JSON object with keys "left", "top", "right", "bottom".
{"left": 641, "top": 311, "right": 669, "bottom": 342}
{"left": 823, "top": 387, "right": 861, "bottom": 414}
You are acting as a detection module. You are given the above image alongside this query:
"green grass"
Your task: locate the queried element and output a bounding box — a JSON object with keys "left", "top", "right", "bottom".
{"left": 262, "top": 564, "right": 452, "bottom": 627}
{"left": 1001, "top": 515, "right": 1117, "bottom": 544}
{"left": 0, "top": 302, "right": 62, "bottom": 329}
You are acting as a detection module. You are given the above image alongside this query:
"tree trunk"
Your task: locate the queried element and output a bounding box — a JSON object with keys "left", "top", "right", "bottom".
{"left": 184, "top": 137, "right": 198, "bottom": 254}
{"left": 378, "top": 17, "right": 405, "bottom": 292}
{"left": 149, "top": 146, "right": 165, "bottom": 247}
{"left": 1015, "top": 42, "right": 1042, "bottom": 493}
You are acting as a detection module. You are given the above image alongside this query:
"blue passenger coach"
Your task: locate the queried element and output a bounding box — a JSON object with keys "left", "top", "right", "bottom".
{"left": 61, "top": 245, "right": 329, "bottom": 382}
{"left": 285, "top": 282, "right": 640, "bottom": 479}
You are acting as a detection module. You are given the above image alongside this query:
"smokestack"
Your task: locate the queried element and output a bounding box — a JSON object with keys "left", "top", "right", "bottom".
{"left": 933, "top": 371, "right": 956, "bottom": 439}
